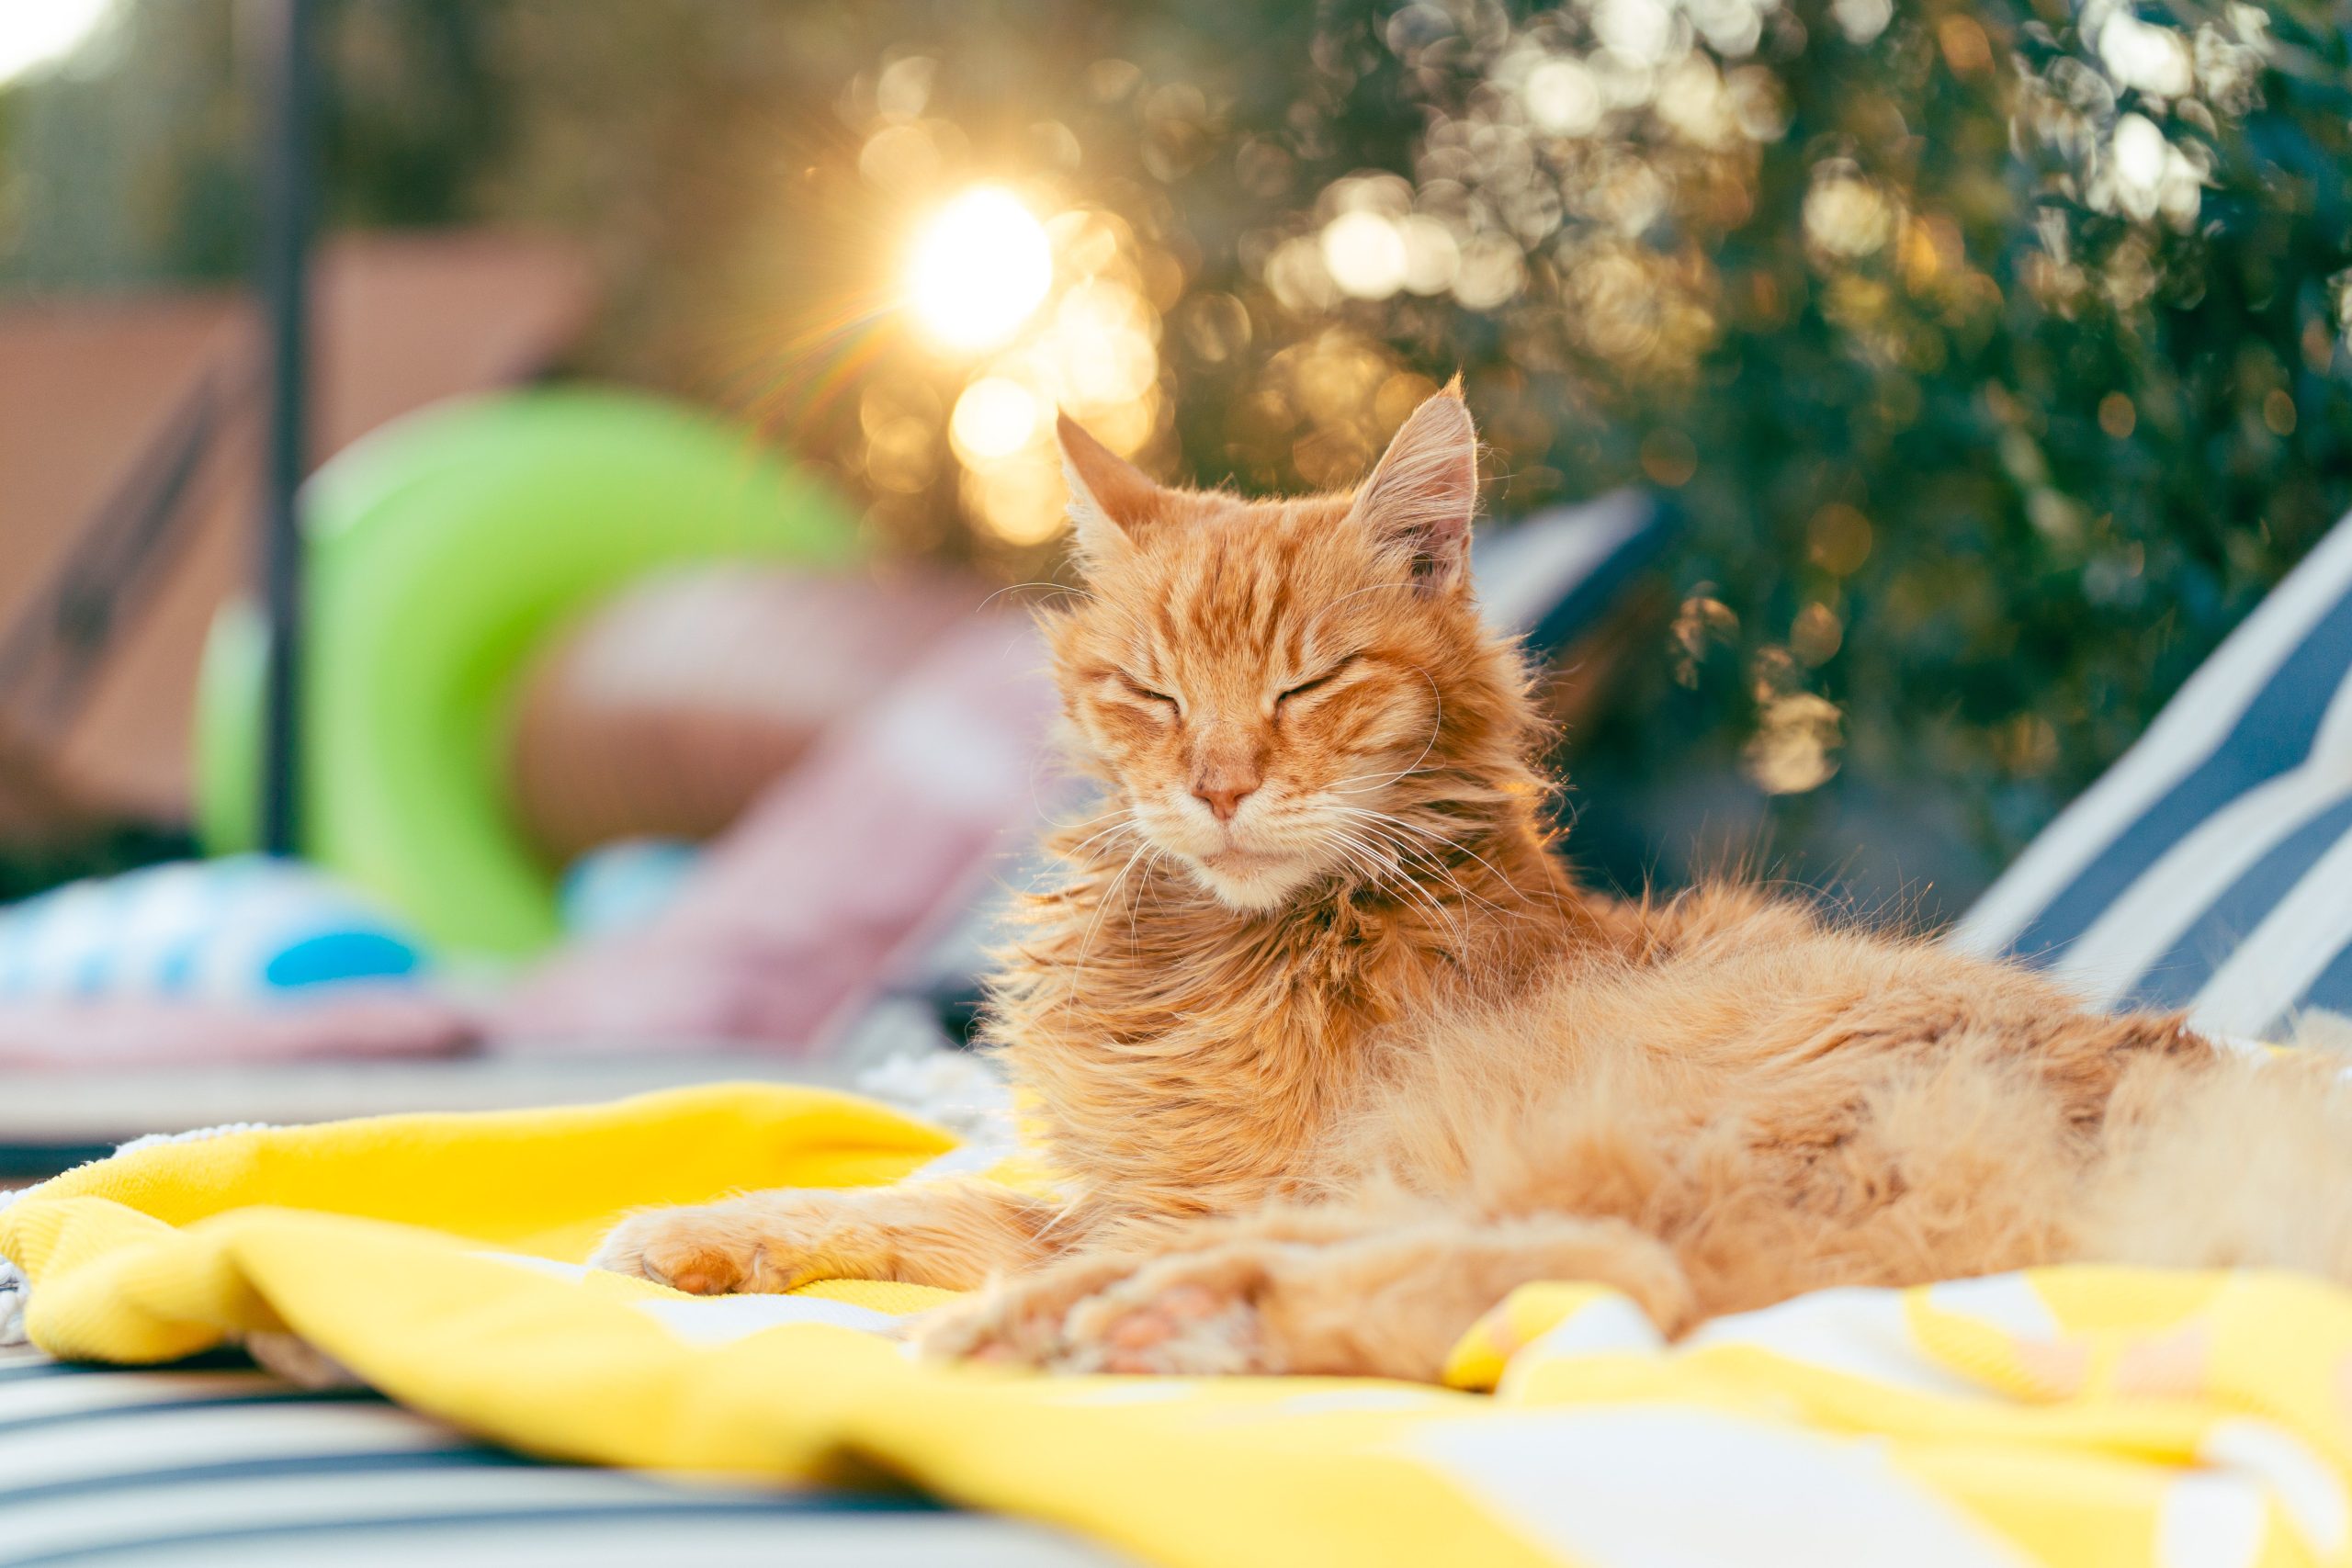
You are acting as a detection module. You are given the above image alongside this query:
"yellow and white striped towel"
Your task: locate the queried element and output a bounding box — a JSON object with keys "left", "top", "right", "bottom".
{"left": 3, "top": 1082, "right": 2346, "bottom": 1568}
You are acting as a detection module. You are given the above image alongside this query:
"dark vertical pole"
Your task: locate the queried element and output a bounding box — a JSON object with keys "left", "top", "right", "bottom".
{"left": 256, "top": 0, "right": 314, "bottom": 856}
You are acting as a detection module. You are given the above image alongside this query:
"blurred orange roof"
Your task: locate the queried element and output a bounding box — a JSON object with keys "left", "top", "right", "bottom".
{"left": 0, "top": 230, "right": 595, "bottom": 839}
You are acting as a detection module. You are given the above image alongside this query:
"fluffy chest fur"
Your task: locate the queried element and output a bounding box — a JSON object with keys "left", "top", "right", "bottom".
{"left": 986, "top": 806, "right": 1593, "bottom": 1236}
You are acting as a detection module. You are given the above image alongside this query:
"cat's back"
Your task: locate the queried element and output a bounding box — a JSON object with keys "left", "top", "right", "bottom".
{"left": 1528, "top": 881, "right": 2149, "bottom": 1062}
{"left": 1340, "top": 880, "right": 2201, "bottom": 1188}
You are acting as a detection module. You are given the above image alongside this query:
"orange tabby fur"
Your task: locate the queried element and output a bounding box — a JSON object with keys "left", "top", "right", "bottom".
{"left": 594, "top": 389, "right": 2352, "bottom": 1382}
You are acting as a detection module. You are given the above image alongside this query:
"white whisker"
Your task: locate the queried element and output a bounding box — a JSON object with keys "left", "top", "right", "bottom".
{"left": 1325, "top": 825, "right": 1466, "bottom": 945}
{"left": 1066, "top": 835, "right": 1154, "bottom": 1012}
{"left": 1325, "top": 663, "right": 1444, "bottom": 797}
{"left": 1057, "top": 814, "right": 1143, "bottom": 863}
{"left": 1326, "top": 764, "right": 1445, "bottom": 794}
{"left": 977, "top": 580, "right": 1095, "bottom": 614}
{"left": 1326, "top": 805, "right": 1531, "bottom": 917}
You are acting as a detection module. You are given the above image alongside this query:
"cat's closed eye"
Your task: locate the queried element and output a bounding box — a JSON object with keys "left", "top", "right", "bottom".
{"left": 1276, "top": 656, "right": 1359, "bottom": 709}
{"left": 1121, "top": 675, "right": 1181, "bottom": 712}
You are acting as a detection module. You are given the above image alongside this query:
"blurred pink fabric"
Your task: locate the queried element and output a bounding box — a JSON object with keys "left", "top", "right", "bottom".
{"left": 488, "top": 612, "right": 1061, "bottom": 1051}
{"left": 0, "top": 990, "right": 475, "bottom": 1068}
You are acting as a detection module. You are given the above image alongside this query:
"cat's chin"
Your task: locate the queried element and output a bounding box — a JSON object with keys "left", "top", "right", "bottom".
{"left": 1185, "top": 850, "right": 1317, "bottom": 913}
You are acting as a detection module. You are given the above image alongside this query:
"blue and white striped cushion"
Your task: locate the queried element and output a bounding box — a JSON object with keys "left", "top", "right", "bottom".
{"left": 0, "top": 1345, "right": 1124, "bottom": 1566}
{"left": 1953, "top": 513, "right": 2352, "bottom": 1040}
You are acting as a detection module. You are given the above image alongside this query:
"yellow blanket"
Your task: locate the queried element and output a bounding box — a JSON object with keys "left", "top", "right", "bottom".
{"left": 4, "top": 1082, "right": 2349, "bottom": 1568}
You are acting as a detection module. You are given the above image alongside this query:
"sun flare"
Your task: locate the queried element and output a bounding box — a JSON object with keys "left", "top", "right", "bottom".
{"left": 906, "top": 186, "right": 1054, "bottom": 353}
{"left": 0, "top": 0, "right": 112, "bottom": 85}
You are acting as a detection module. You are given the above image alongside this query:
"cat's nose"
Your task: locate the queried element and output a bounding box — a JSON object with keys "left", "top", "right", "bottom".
{"left": 1192, "top": 776, "right": 1260, "bottom": 822}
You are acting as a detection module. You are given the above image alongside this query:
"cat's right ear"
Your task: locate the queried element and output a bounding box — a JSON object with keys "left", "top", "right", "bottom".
{"left": 1057, "top": 412, "right": 1159, "bottom": 570}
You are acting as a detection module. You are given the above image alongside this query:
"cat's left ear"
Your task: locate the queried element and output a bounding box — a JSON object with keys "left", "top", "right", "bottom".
{"left": 1347, "top": 379, "right": 1477, "bottom": 592}
{"left": 1057, "top": 412, "right": 1161, "bottom": 571}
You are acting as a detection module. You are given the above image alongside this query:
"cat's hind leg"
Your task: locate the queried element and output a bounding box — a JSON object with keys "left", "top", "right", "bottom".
{"left": 592, "top": 1179, "right": 1060, "bottom": 1294}
{"left": 917, "top": 1201, "right": 1695, "bottom": 1381}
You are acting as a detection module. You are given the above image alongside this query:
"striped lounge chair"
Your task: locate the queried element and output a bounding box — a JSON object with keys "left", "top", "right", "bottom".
{"left": 14, "top": 500, "right": 2352, "bottom": 1562}
{"left": 1955, "top": 511, "right": 2352, "bottom": 1041}
{"left": 0, "top": 1343, "right": 1119, "bottom": 1566}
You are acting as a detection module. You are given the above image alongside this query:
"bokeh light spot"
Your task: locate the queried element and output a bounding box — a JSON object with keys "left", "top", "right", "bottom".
{"left": 2098, "top": 14, "right": 2193, "bottom": 96}
{"left": 1321, "top": 211, "right": 1410, "bottom": 299}
{"left": 2265, "top": 389, "right": 2299, "bottom": 436}
{"left": 950, "top": 377, "right": 1042, "bottom": 463}
{"left": 1525, "top": 59, "right": 1604, "bottom": 136}
{"left": 964, "top": 451, "right": 1070, "bottom": 547}
{"left": 2098, "top": 392, "right": 2137, "bottom": 438}
{"left": 1808, "top": 503, "right": 1874, "bottom": 575}
{"left": 1832, "top": 0, "right": 1893, "bottom": 45}
{"left": 1746, "top": 693, "right": 1845, "bottom": 795}
{"left": 1792, "top": 603, "right": 1845, "bottom": 666}
{"left": 1640, "top": 428, "right": 1699, "bottom": 486}
{"left": 1804, "top": 168, "right": 1895, "bottom": 258}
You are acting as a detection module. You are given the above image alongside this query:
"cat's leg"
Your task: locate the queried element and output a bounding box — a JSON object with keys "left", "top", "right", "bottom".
{"left": 591, "top": 1179, "right": 1061, "bottom": 1294}
{"left": 917, "top": 1201, "right": 1696, "bottom": 1381}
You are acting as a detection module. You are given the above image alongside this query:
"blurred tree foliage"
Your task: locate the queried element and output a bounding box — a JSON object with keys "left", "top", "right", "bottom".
{"left": 3, "top": 0, "right": 2347, "bottom": 908}
{"left": 1204, "top": 0, "right": 2352, "bottom": 904}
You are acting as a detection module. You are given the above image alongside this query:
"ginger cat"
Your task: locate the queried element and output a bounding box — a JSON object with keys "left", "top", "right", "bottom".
{"left": 594, "top": 388, "right": 2352, "bottom": 1381}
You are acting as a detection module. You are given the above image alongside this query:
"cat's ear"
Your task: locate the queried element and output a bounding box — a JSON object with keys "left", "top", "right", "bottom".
{"left": 1057, "top": 412, "right": 1160, "bottom": 570}
{"left": 1348, "top": 380, "right": 1478, "bottom": 592}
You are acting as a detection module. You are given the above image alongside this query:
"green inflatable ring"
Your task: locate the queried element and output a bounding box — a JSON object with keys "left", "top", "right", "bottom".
{"left": 198, "top": 388, "right": 859, "bottom": 958}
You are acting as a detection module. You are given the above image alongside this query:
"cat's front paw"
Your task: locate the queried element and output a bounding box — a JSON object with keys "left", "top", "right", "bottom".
{"left": 590, "top": 1194, "right": 852, "bottom": 1295}
{"left": 918, "top": 1248, "right": 1276, "bottom": 1375}
{"left": 590, "top": 1205, "right": 761, "bottom": 1294}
